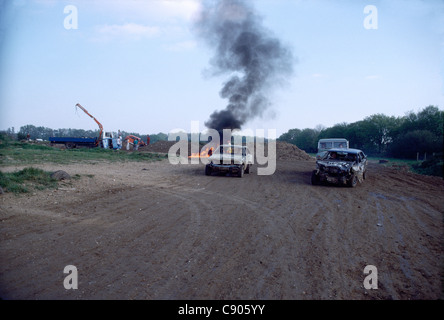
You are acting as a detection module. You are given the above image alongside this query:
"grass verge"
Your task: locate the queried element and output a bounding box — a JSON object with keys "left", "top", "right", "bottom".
{"left": 370, "top": 156, "right": 443, "bottom": 178}
{"left": 0, "top": 167, "right": 58, "bottom": 194}
{"left": 0, "top": 140, "right": 167, "bottom": 166}
{"left": 0, "top": 137, "right": 169, "bottom": 193}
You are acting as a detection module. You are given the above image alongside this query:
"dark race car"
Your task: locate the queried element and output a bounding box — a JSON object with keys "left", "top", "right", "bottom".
{"left": 311, "top": 148, "right": 368, "bottom": 187}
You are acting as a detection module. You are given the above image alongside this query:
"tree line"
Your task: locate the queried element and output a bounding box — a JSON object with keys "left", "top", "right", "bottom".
{"left": 1, "top": 126, "right": 169, "bottom": 145}
{"left": 2, "top": 105, "right": 442, "bottom": 159}
{"left": 278, "top": 105, "right": 443, "bottom": 159}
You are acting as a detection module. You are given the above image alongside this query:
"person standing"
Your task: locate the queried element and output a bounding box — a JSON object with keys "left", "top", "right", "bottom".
{"left": 126, "top": 138, "right": 131, "bottom": 151}
{"left": 117, "top": 135, "right": 122, "bottom": 150}
{"left": 133, "top": 138, "right": 139, "bottom": 151}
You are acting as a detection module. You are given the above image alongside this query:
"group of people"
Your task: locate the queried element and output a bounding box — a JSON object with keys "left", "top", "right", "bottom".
{"left": 116, "top": 130, "right": 146, "bottom": 151}
{"left": 126, "top": 137, "right": 140, "bottom": 151}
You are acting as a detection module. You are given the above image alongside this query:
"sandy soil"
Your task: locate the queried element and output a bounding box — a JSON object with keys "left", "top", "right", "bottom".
{"left": 0, "top": 154, "right": 443, "bottom": 300}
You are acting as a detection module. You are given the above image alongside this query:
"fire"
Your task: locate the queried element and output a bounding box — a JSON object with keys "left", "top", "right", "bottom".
{"left": 188, "top": 147, "right": 214, "bottom": 159}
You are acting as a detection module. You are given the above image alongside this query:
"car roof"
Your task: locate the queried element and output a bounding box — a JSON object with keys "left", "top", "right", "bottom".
{"left": 328, "top": 148, "right": 363, "bottom": 154}
{"left": 318, "top": 138, "right": 348, "bottom": 142}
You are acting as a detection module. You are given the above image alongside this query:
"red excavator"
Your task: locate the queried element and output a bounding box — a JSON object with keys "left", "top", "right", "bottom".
{"left": 124, "top": 135, "right": 146, "bottom": 147}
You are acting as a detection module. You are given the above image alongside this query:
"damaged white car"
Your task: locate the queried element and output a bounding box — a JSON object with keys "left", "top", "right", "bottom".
{"left": 205, "top": 144, "right": 253, "bottom": 178}
{"left": 311, "top": 148, "right": 368, "bottom": 187}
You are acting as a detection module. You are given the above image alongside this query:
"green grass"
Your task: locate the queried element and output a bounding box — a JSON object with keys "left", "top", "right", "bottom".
{"left": 0, "top": 140, "right": 167, "bottom": 166}
{"left": 410, "top": 155, "right": 443, "bottom": 178}
{"left": 0, "top": 167, "right": 58, "bottom": 194}
{"left": 0, "top": 139, "right": 169, "bottom": 193}
{"left": 368, "top": 156, "right": 418, "bottom": 166}
{"left": 369, "top": 156, "right": 443, "bottom": 178}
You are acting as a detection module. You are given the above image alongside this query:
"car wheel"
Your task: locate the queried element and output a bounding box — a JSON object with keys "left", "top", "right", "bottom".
{"left": 363, "top": 170, "right": 367, "bottom": 180}
{"left": 205, "top": 165, "right": 212, "bottom": 176}
{"left": 348, "top": 174, "right": 358, "bottom": 187}
{"left": 311, "top": 170, "right": 319, "bottom": 185}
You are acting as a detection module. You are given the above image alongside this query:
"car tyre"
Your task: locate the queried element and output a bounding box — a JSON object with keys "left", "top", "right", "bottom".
{"left": 348, "top": 174, "right": 358, "bottom": 187}
{"left": 205, "top": 165, "right": 212, "bottom": 176}
{"left": 311, "top": 170, "right": 319, "bottom": 185}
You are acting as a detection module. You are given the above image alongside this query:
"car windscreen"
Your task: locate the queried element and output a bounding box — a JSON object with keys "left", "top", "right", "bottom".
{"left": 333, "top": 141, "right": 347, "bottom": 148}
{"left": 319, "top": 142, "right": 332, "bottom": 149}
{"left": 327, "top": 151, "right": 356, "bottom": 161}
{"left": 214, "top": 146, "right": 244, "bottom": 155}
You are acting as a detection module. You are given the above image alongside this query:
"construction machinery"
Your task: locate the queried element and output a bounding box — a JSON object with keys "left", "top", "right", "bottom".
{"left": 123, "top": 135, "right": 147, "bottom": 150}
{"left": 49, "top": 103, "right": 117, "bottom": 149}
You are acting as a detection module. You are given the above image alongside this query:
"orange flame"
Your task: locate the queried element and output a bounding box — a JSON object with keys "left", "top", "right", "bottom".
{"left": 189, "top": 147, "right": 214, "bottom": 159}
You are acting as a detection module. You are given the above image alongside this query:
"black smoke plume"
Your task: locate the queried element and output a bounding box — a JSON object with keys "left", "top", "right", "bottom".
{"left": 195, "top": 0, "right": 294, "bottom": 132}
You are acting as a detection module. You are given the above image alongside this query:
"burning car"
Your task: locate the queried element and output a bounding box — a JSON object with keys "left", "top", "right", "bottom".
{"left": 311, "top": 148, "right": 368, "bottom": 187}
{"left": 205, "top": 144, "right": 253, "bottom": 178}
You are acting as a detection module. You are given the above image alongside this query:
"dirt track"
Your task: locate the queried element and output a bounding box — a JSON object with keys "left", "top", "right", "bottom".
{"left": 0, "top": 155, "right": 443, "bottom": 300}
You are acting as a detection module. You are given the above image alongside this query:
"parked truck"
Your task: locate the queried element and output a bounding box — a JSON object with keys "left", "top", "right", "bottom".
{"left": 49, "top": 103, "right": 119, "bottom": 149}
{"left": 316, "top": 138, "right": 349, "bottom": 159}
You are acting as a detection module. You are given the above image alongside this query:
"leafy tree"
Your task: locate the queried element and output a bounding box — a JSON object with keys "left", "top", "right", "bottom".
{"left": 396, "top": 106, "right": 443, "bottom": 138}
{"left": 352, "top": 114, "right": 401, "bottom": 155}
{"left": 318, "top": 122, "right": 348, "bottom": 140}
{"left": 296, "top": 128, "right": 319, "bottom": 153}
{"left": 278, "top": 106, "right": 442, "bottom": 157}
{"left": 278, "top": 128, "right": 302, "bottom": 145}
{"left": 388, "top": 130, "right": 441, "bottom": 159}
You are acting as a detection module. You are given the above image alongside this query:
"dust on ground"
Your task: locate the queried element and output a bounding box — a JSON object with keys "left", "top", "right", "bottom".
{"left": 0, "top": 142, "right": 443, "bottom": 300}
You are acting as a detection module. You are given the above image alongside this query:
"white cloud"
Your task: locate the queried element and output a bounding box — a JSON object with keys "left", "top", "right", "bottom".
{"left": 164, "top": 40, "right": 196, "bottom": 52}
{"left": 99, "top": 23, "right": 159, "bottom": 37}
{"left": 92, "top": 23, "right": 160, "bottom": 42}
{"left": 85, "top": 1, "right": 201, "bottom": 43}
{"left": 90, "top": 0, "right": 201, "bottom": 23}
{"left": 158, "top": 0, "right": 201, "bottom": 21}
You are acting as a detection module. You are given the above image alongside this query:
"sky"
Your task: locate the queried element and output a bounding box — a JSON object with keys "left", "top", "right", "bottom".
{"left": 0, "top": 0, "right": 443, "bottom": 138}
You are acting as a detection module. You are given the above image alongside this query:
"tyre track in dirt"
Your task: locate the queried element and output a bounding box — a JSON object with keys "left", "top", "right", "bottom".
{"left": 360, "top": 190, "right": 442, "bottom": 299}
{"left": 0, "top": 159, "right": 443, "bottom": 299}
{"left": 76, "top": 185, "right": 222, "bottom": 300}
{"left": 151, "top": 165, "right": 305, "bottom": 299}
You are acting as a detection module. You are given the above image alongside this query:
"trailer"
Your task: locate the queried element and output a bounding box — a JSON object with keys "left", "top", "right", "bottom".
{"left": 49, "top": 136, "right": 98, "bottom": 149}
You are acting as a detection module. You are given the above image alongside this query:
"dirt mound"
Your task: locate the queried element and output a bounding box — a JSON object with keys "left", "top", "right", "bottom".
{"left": 140, "top": 140, "right": 314, "bottom": 161}
{"left": 141, "top": 141, "right": 210, "bottom": 156}
{"left": 140, "top": 141, "right": 176, "bottom": 154}
{"left": 275, "top": 141, "right": 315, "bottom": 161}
